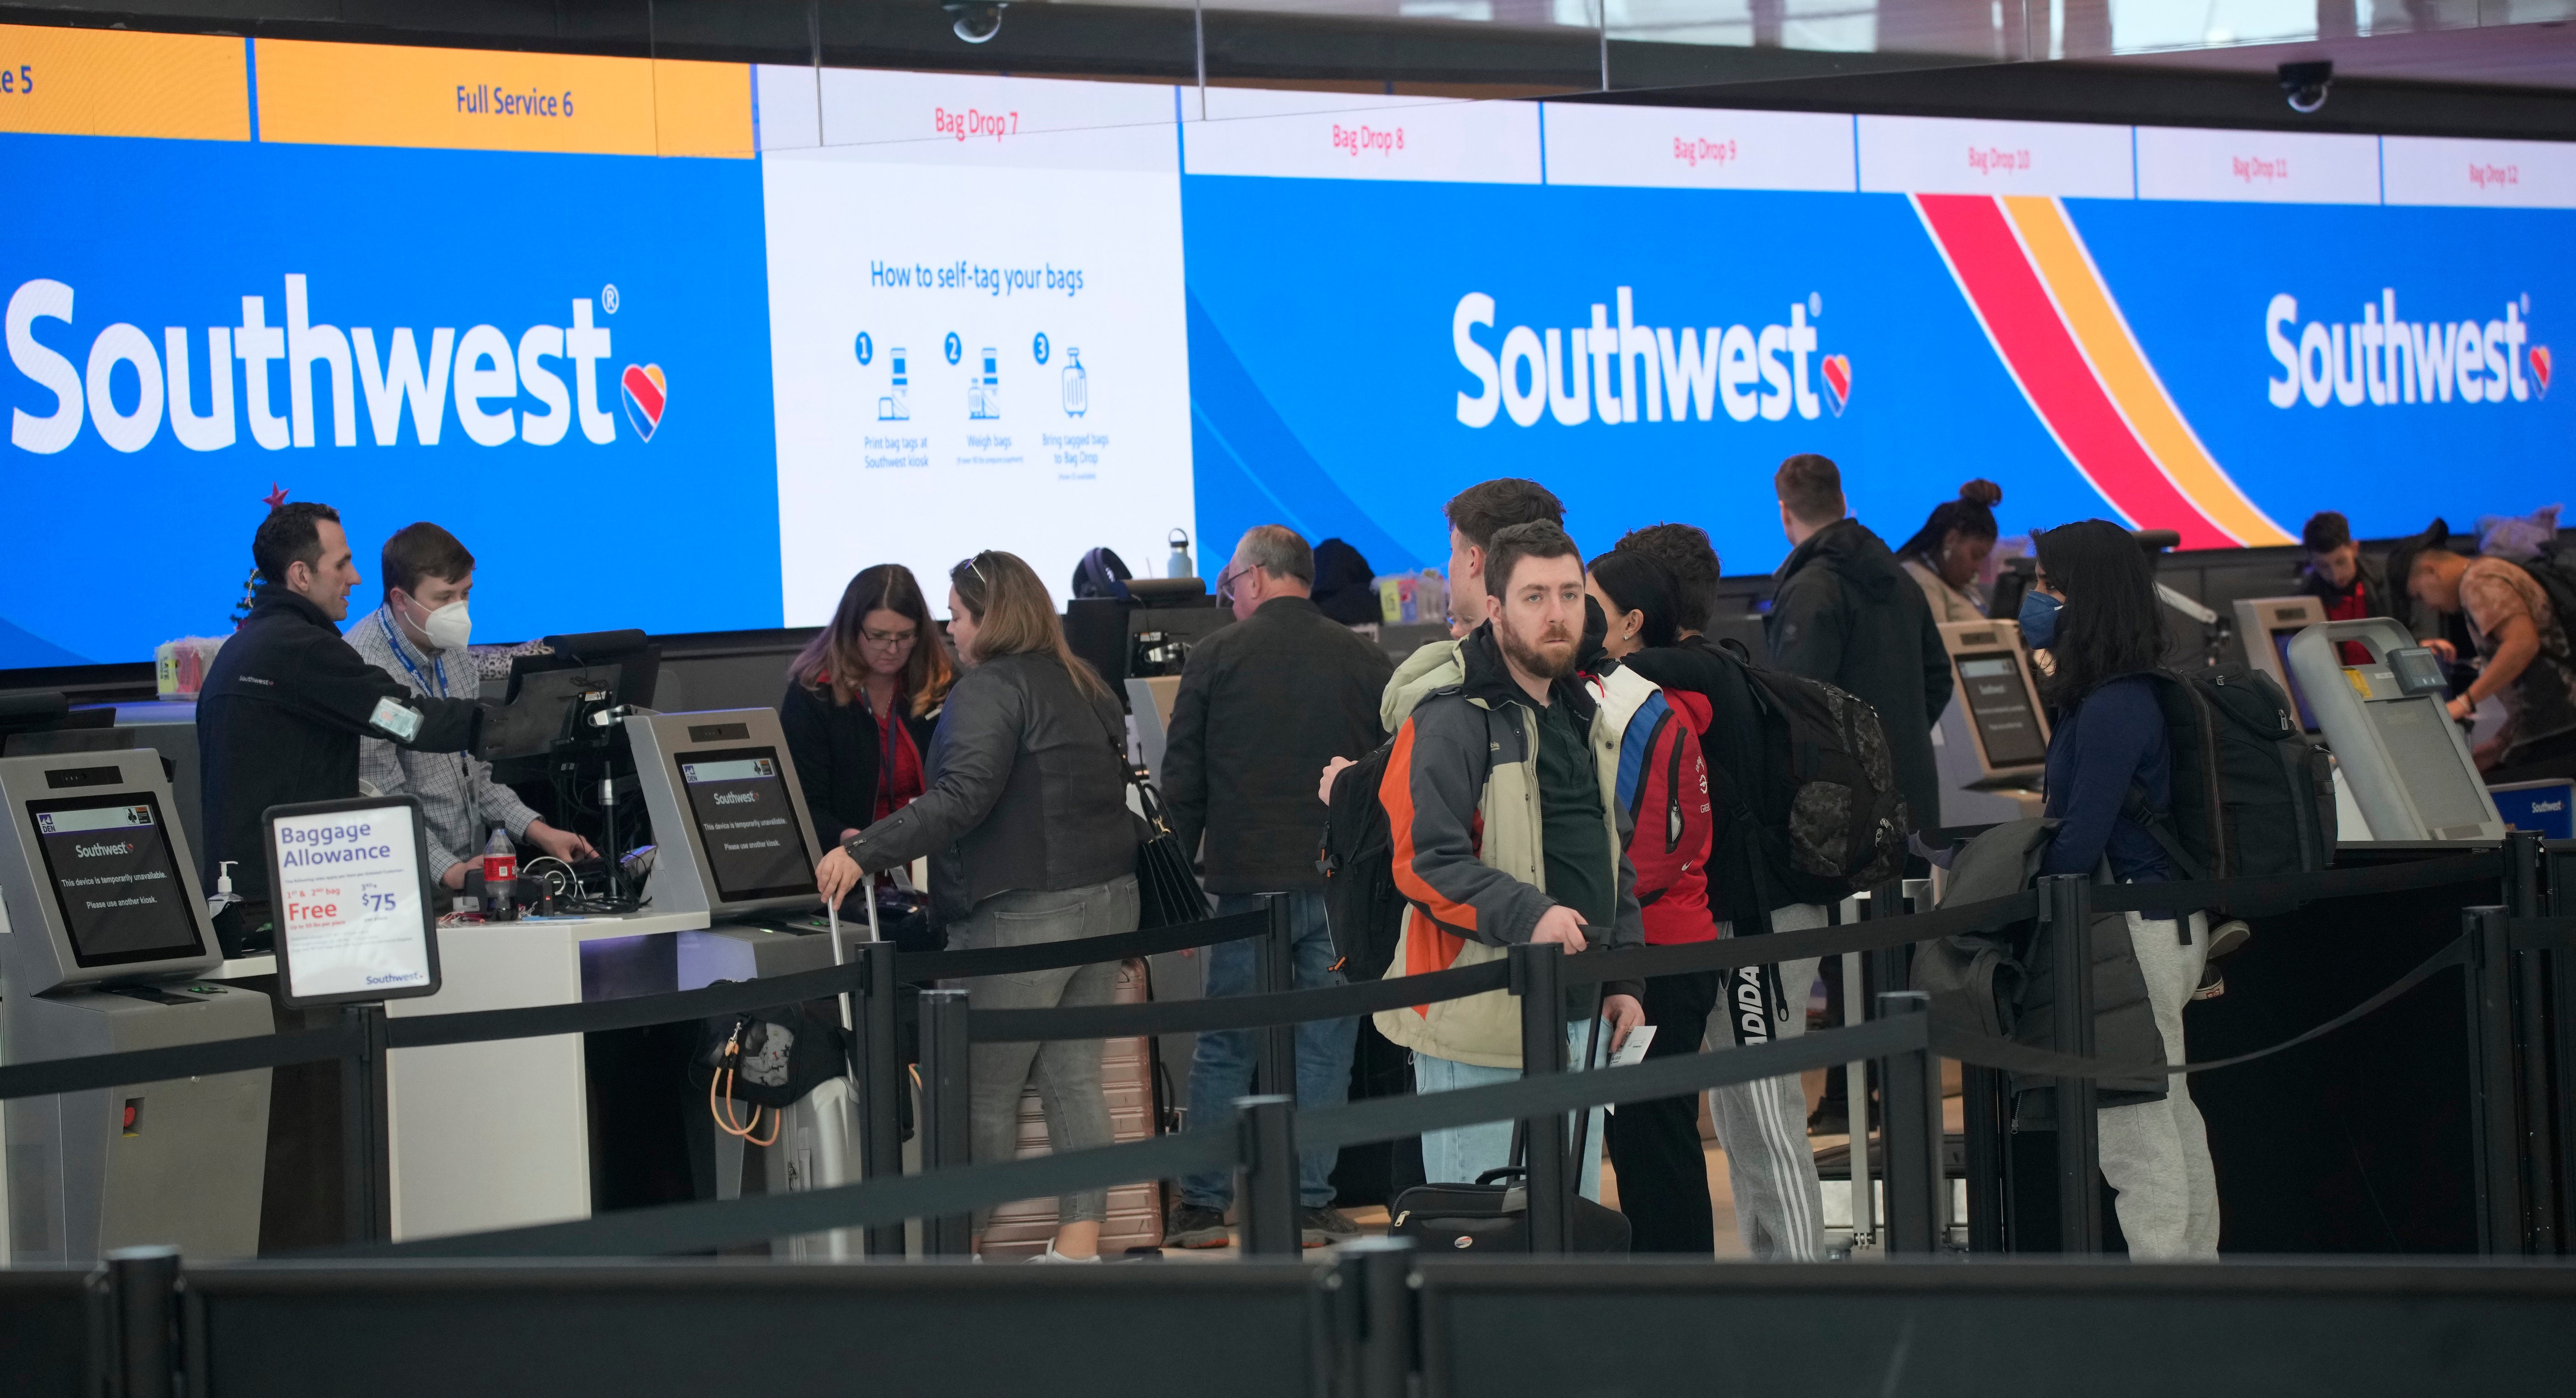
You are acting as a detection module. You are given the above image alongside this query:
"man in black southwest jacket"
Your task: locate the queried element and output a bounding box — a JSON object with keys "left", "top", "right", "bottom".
{"left": 198, "top": 503, "right": 484, "bottom": 954}
{"left": 1765, "top": 454, "right": 1953, "bottom": 837}
{"left": 1158, "top": 525, "right": 1392, "bottom": 1249}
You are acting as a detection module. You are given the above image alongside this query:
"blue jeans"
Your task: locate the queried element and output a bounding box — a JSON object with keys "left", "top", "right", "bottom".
{"left": 1414, "top": 1022, "right": 1609, "bottom": 1202}
{"left": 1181, "top": 892, "right": 1359, "bottom": 1209}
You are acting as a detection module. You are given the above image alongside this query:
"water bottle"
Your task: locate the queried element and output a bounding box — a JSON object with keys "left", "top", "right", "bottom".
{"left": 482, "top": 827, "right": 518, "bottom": 921}
{"left": 1166, "top": 528, "right": 1194, "bottom": 580}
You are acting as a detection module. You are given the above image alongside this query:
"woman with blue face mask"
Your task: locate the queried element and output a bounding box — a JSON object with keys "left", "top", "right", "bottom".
{"left": 2024, "top": 520, "right": 2219, "bottom": 1260}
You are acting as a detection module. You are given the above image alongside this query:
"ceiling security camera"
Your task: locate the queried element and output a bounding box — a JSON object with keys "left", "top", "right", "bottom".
{"left": 944, "top": 1, "right": 1005, "bottom": 44}
{"left": 2279, "top": 61, "right": 2332, "bottom": 114}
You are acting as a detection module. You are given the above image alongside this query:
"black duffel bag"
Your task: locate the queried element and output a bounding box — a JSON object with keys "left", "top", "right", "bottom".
{"left": 1388, "top": 1164, "right": 1632, "bottom": 1255}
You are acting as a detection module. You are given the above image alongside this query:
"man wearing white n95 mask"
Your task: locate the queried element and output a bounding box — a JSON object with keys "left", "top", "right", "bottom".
{"left": 350, "top": 522, "right": 594, "bottom": 893}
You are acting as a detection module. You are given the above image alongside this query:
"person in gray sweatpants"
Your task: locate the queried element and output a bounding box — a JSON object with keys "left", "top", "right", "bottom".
{"left": 1702, "top": 906, "right": 1827, "bottom": 1261}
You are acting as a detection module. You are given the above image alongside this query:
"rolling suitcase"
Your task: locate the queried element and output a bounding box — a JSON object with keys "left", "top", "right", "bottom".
{"left": 977, "top": 958, "right": 1167, "bottom": 1260}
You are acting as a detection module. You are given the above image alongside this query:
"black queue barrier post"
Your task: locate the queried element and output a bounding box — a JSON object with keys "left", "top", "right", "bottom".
{"left": 342, "top": 1002, "right": 394, "bottom": 1245}
{"left": 1254, "top": 893, "right": 1298, "bottom": 1100}
{"left": 1234, "top": 1094, "right": 1302, "bottom": 1257}
{"left": 1509, "top": 940, "right": 1571, "bottom": 1255}
{"left": 1331, "top": 1236, "right": 1418, "bottom": 1398}
{"left": 2548, "top": 842, "right": 2576, "bottom": 1257}
{"left": 853, "top": 941, "right": 907, "bottom": 1259}
{"left": 2464, "top": 905, "right": 2525, "bottom": 1254}
{"left": 1876, "top": 991, "right": 1941, "bottom": 1254}
{"left": 916, "top": 988, "right": 975, "bottom": 1257}
{"left": 1961, "top": 1057, "right": 2012, "bottom": 1253}
{"left": 104, "top": 1245, "right": 178, "bottom": 1398}
{"left": 2502, "top": 831, "right": 2560, "bottom": 1254}
{"left": 2039, "top": 874, "right": 2102, "bottom": 1254}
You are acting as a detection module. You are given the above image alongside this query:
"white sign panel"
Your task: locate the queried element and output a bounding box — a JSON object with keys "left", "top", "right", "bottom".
{"left": 754, "top": 65, "right": 1176, "bottom": 171}
{"left": 1184, "top": 88, "right": 1541, "bottom": 184}
{"left": 2381, "top": 135, "right": 2576, "bottom": 209}
{"left": 1856, "top": 114, "right": 2134, "bottom": 199}
{"left": 764, "top": 138, "right": 1195, "bottom": 617}
{"left": 270, "top": 802, "right": 437, "bottom": 1004}
{"left": 2134, "top": 125, "right": 2382, "bottom": 205}
{"left": 1539, "top": 102, "right": 1855, "bottom": 192}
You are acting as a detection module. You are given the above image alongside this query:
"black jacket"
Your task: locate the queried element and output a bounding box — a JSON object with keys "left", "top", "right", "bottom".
{"left": 1766, "top": 518, "right": 1954, "bottom": 832}
{"left": 843, "top": 652, "right": 1138, "bottom": 924}
{"left": 2295, "top": 553, "right": 2399, "bottom": 621}
{"left": 778, "top": 678, "right": 944, "bottom": 844}
{"left": 1161, "top": 596, "right": 1391, "bottom": 893}
{"left": 196, "top": 587, "right": 483, "bottom": 903}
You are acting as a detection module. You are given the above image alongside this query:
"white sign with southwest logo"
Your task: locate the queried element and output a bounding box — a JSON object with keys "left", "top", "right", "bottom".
{"left": 270, "top": 803, "right": 437, "bottom": 1004}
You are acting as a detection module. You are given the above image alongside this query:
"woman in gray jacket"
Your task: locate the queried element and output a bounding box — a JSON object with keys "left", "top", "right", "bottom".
{"left": 817, "top": 550, "right": 1139, "bottom": 1262}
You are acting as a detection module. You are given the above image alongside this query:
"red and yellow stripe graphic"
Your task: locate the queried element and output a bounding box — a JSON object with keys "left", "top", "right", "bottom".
{"left": 1913, "top": 193, "right": 2293, "bottom": 549}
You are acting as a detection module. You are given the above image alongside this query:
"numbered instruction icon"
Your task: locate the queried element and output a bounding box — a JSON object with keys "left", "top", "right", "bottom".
{"left": 944, "top": 333, "right": 963, "bottom": 366}
{"left": 855, "top": 332, "right": 874, "bottom": 366}
{"left": 968, "top": 346, "right": 1001, "bottom": 421}
{"left": 878, "top": 346, "right": 910, "bottom": 422}
{"left": 1033, "top": 332, "right": 1051, "bottom": 366}
{"left": 1062, "top": 349, "right": 1088, "bottom": 418}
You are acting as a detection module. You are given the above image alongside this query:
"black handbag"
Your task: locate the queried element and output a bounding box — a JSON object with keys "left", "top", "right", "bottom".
{"left": 688, "top": 991, "right": 850, "bottom": 1144}
{"left": 1088, "top": 703, "right": 1210, "bottom": 930}
{"left": 1387, "top": 1015, "right": 1630, "bottom": 1255}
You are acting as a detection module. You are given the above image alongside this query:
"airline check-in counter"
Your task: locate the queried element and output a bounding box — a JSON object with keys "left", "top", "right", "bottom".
{"left": 1929, "top": 620, "right": 2051, "bottom": 828}
{"left": 0, "top": 749, "right": 271, "bottom": 1264}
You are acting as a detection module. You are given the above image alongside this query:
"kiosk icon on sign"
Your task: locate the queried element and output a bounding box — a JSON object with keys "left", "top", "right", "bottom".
{"left": 1061, "top": 349, "right": 1088, "bottom": 417}
{"left": 879, "top": 347, "right": 910, "bottom": 422}
{"left": 968, "top": 346, "right": 1001, "bottom": 420}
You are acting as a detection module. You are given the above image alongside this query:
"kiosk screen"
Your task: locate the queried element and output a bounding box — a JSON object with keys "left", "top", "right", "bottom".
{"left": 28, "top": 793, "right": 201, "bottom": 967}
{"left": 1956, "top": 652, "right": 2047, "bottom": 767}
{"left": 676, "top": 748, "right": 814, "bottom": 903}
{"left": 2271, "top": 631, "right": 2321, "bottom": 731}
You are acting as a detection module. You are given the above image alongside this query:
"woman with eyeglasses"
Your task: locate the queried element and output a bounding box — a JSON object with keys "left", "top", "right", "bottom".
{"left": 780, "top": 564, "right": 954, "bottom": 871}
{"left": 816, "top": 550, "right": 1141, "bottom": 1262}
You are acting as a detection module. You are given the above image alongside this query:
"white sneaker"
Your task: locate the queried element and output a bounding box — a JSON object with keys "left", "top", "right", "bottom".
{"left": 1032, "top": 1242, "right": 1102, "bottom": 1264}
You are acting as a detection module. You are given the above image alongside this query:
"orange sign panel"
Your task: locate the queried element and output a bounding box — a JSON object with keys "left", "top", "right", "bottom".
{"left": 0, "top": 24, "right": 249, "bottom": 140}
{"left": 255, "top": 39, "right": 751, "bottom": 157}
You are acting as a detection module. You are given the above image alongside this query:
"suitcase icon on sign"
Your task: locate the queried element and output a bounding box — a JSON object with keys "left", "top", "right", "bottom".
{"left": 1061, "top": 349, "right": 1088, "bottom": 417}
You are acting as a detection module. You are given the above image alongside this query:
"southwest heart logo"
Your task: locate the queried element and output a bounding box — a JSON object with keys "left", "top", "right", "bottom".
{"left": 1820, "top": 354, "right": 1853, "bottom": 416}
{"left": 2532, "top": 345, "right": 2552, "bottom": 398}
{"left": 620, "top": 364, "right": 668, "bottom": 441}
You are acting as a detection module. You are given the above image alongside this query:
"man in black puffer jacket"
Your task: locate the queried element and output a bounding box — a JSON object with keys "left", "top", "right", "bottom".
{"left": 1766, "top": 454, "right": 1953, "bottom": 834}
{"left": 1159, "top": 525, "right": 1392, "bottom": 1249}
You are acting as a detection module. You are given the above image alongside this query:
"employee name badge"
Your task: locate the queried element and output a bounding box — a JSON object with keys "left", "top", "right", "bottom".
{"left": 369, "top": 696, "right": 424, "bottom": 742}
{"left": 266, "top": 796, "right": 442, "bottom": 1007}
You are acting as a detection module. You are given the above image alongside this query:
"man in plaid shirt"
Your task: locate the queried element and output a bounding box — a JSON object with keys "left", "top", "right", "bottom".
{"left": 350, "top": 523, "right": 595, "bottom": 893}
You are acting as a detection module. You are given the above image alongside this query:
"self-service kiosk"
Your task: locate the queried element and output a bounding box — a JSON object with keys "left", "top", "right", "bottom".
{"left": 2287, "top": 619, "right": 2505, "bottom": 842}
{"left": 627, "top": 709, "right": 857, "bottom": 1255}
{"left": 0, "top": 749, "right": 271, "bottom": 1263}
{"left": 1930, "top": 620, "right": 2052, "bottom": 827}
{"left": 2233, "top": 596, "right": 2331, "bottom": 732}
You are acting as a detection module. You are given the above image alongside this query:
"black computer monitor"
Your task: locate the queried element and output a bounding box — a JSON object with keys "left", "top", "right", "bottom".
{"left": 27, "top": 790, "right": 202, "bottom": 969}
{"left": 508, "top": 629, "right": 661, "bottom": 710}
{"left": 482, "top": 664, "right": 622, "bottom": 762}
{"left": 672, "top": 746, "right": 816, "bottom": 904}
{"left": 1954, "top": 651, "right": 2049, "bottom": 768}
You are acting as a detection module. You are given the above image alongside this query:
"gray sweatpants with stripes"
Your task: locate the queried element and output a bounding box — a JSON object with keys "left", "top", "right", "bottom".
{"left": 1702, "top": 904, "right": 1827, "bottom": 1261}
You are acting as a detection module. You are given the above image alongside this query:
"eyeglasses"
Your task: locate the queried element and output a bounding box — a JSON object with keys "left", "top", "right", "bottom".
{"left": 1215, "top": 562, "right": 1254, "bottom": 607}
{"left": 860, "top": 626, "right": 916, "bottom": 649}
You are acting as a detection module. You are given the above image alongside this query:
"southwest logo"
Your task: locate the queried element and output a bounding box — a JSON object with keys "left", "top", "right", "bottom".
{"left": 2534, "top": 344, "right": 2553, "bottom": 398}
{"left": 1821, "top": 354, "right": 1853, "bottom": 416}
{"left": 621, "top": 364, "right": 667, "bottom": 441}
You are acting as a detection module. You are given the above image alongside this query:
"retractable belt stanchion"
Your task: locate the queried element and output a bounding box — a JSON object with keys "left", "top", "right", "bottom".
{"left": 1877, "top": 991, "right": 1940, "bottom": 1254}
{"left": 1510, "top": 940, "right": 1571, "bottom": 1254}
{"left": 1332, "top": 1236, "right": 1417, "bottom": 1398}
{"left": 1254, "top": 893, "right": 1298, "bottom": 1100}
{"left": 916, "top": 988, "right": 974, "bottom": 1257}
{"left": 2503, "top": 831, "right": 2559, "bottom": 1254}
{"left": 1234, "top": 1094, "right": 1301, "bottom": 1257}
{"left": 2548, "top": 842, "right": 2576, "bottom": 1257}
{"left": 2464, "top": 904, "right": 2524, "bottom": 1254}
{"left": 105, "top": 1245, "right": 179, "bottom": 1398}
{"left": 2040, "top": 874, "right": 2102, "bottom": 1254}
{"left": 853, "top": 939, "right": 906, "bottom": 1259}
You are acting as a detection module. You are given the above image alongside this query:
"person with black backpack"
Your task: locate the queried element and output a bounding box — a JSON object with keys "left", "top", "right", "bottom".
{"left": 2401, "top": 522, "right": 2576, "bottom": 782}
{"left": 2023, "top": 520, "right": 2219, "bottom": 1260}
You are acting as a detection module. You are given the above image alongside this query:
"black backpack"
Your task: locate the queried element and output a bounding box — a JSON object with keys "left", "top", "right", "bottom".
{"left": 1688, "top": 638, "right": 1911, "bottom": 918}
{"left": 2125, "top": 666, "right": 2337, "bottom": 915}
{"left": 2514, "top": 559, "right": 2576, "bottom": 660}
{"left": 1317, "top": 737, "right": 1405, "bottom": 980}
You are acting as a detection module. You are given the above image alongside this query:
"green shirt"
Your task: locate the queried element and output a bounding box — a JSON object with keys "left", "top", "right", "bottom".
{"left": 1528, "top": 695, "right": 1613, "bottom": 933}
